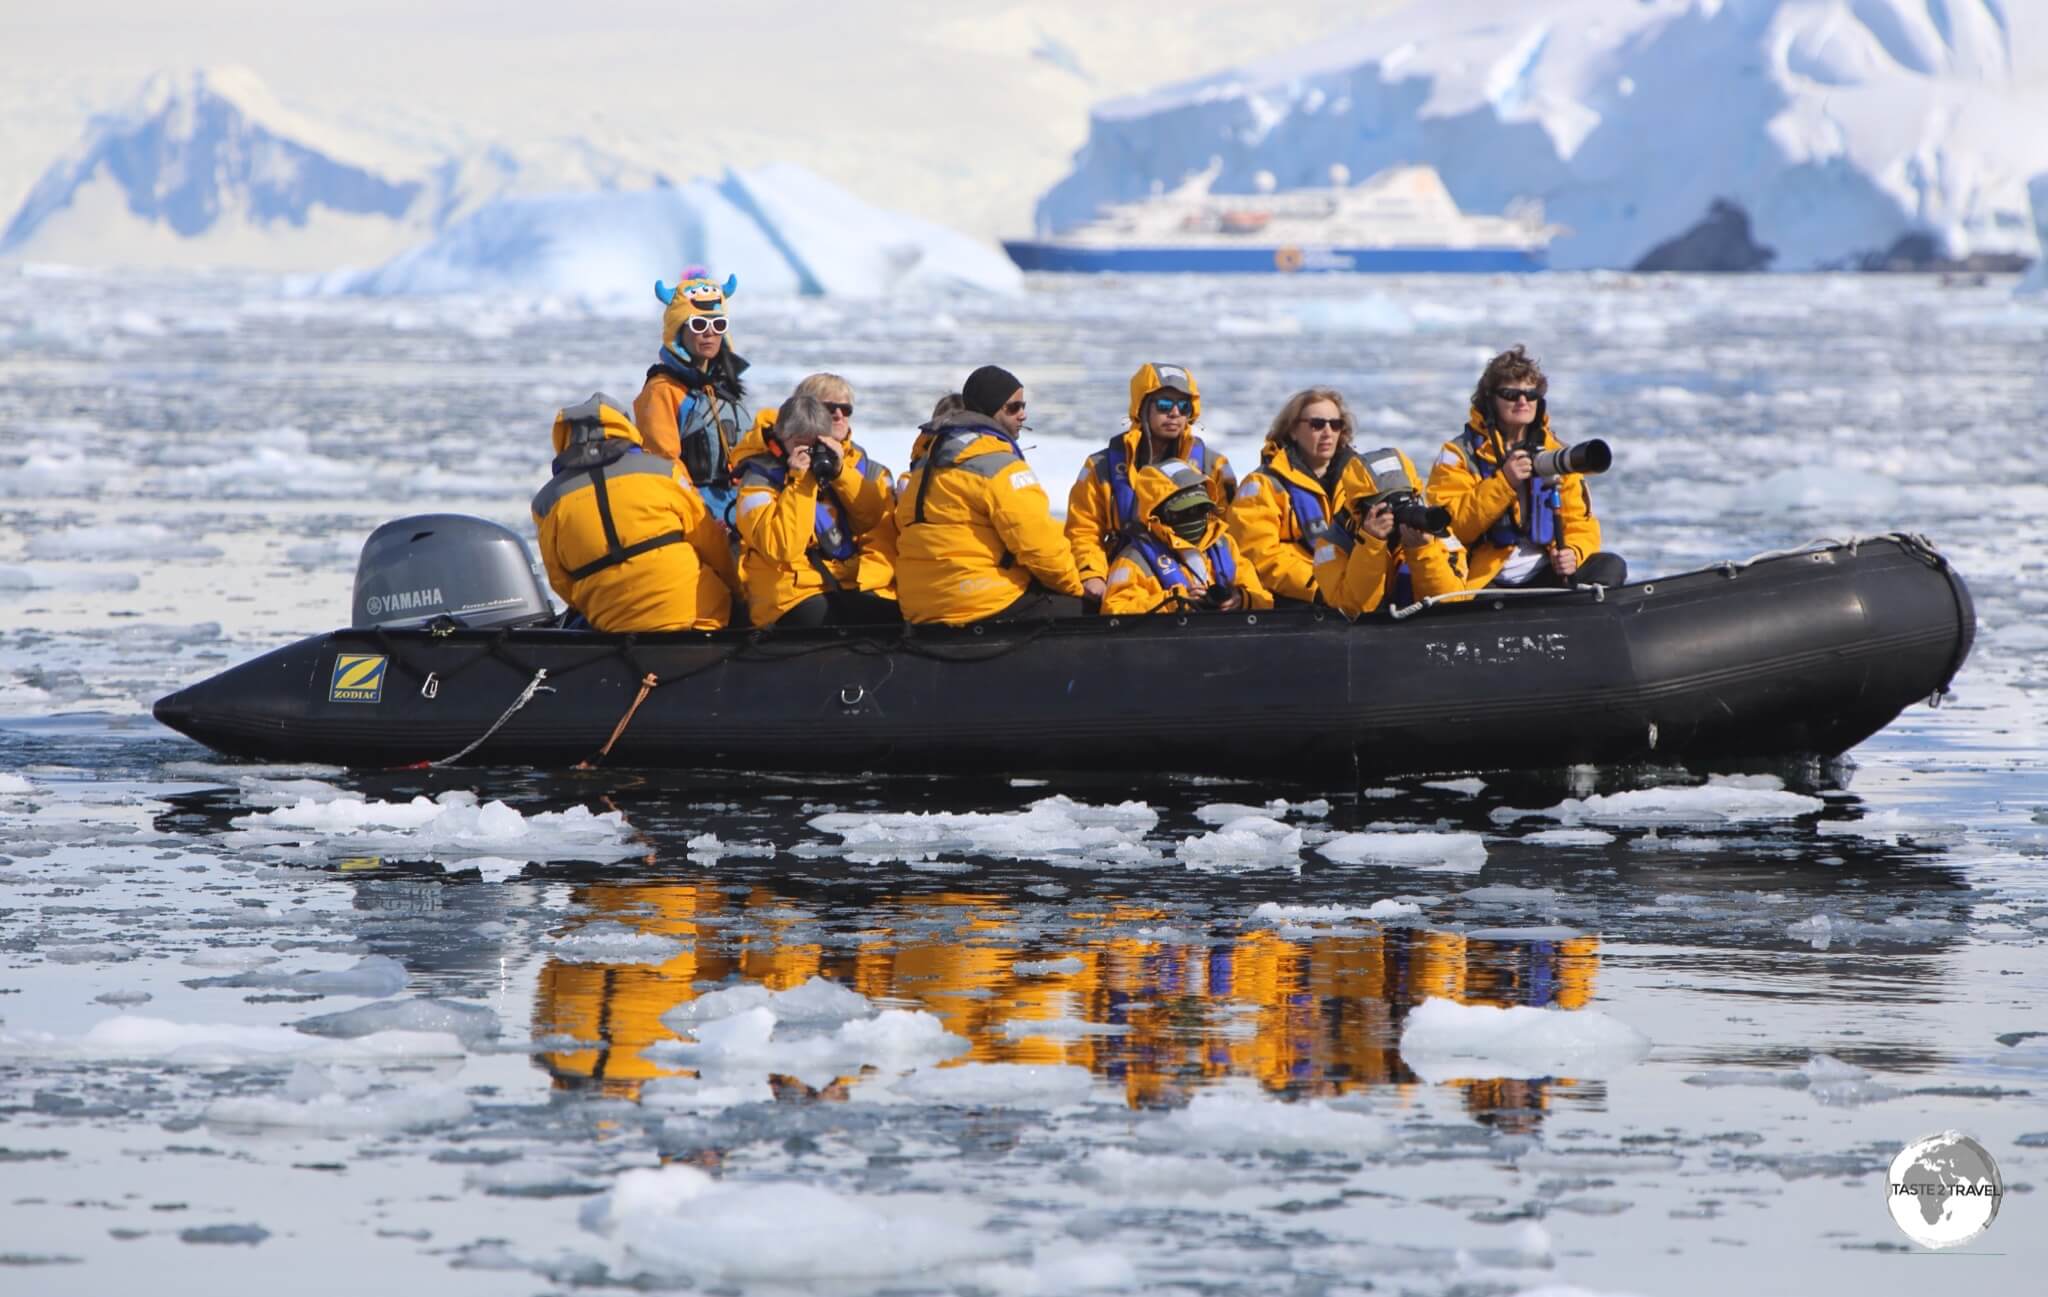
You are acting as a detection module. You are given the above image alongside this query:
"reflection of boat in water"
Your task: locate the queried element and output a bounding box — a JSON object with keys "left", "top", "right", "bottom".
{"left": 155, "top": 536, "right": 1975, "bottom": 779}
{"left": 1003, "top": 164, "right": 1554, "bottom": 274}
{"left": 531, "top": 879, "right": 1602, "bottom": 1126}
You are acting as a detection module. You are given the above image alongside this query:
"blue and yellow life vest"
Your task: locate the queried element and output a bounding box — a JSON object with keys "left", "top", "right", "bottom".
{"left": 734, "top": 455, "right": 857, "bottom": 562}
{"left": 1460, "top": 427, "right": 1561, "bottom": 548}
{"left": 1122, "top": 533, "right": 1237, "bottom": 599}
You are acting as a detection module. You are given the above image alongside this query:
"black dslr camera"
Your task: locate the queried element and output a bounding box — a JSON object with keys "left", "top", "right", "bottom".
{"left": 807, "top": 440, "right": 842, "bottom": 483}
{"left": 1375, "top": 490, "right": 1452, "bottom": 537}
{"left": 1513, "top": 436, "right": 1612, "bottom": 480}
{"left": 1354, "top": 447, "right": 1452, "bottom": 538}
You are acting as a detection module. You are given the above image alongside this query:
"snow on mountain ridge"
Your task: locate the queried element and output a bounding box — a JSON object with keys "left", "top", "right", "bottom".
{"left": 1040, "top": 0, "right": 2048, "bottom": 269}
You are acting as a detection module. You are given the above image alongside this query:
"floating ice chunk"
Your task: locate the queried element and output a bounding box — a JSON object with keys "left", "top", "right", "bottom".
{"left": 1398, "top": 998, "right": 1650, "bottom": 1081}
{"left": 207, "top": 1065, "right": 471, "bottom": 1133}
{"left": 1522, "top": 828, "right": 1616, "bottom": 846}
{"left": 586, "top": 1166, "right": 1003, "bottom": 1282}
{"left": 1000, "top": 1016, "right": 1130, "bottom": 1040}
{"left": 654, "top": 1006, "right": 968, "bottom": 1087}
{"left": 93, "top": 989, "right": 152, "bottom": 1006}
{"left": 25, "top": 523, "right": 222, "bottom": 561}
{"left": 236, "top": 777, "right": 355, "bottom": 808}
{"left": 1318, "top": 831, "right": 1487, "bottom": 871}
{"left": 1137, "top": 1083, "right": 1395, "bottom": 1156}
{"left": 0, "top": 564, "right": 140, "bottom": 594}
{"left": 294, "top": 997, "right": 501, "bottom": 1047}
{"left": 549, "top": 922, "right": 687, "bottom": 965}
{"left": 229, "top": 791, "right": 637, "bottom": 861}
{"left": 1801, "top": 1053, "right": 1901, "bottom": 1106}
{"left": 640, "top": 1074, "right": 776, "bottom": 1111}
{"left": 1178, "top": 815, "right": 1303, "bottom": 869}
{"left": 882, "top": 1063, "right": 1096, "bottom": 1108}
{"left": 194, "top": 954, "right": 408, "bottom": 997}
{"left": 1, "top": 1015, "right": 463, "bottom": 1066}
{"left": 684, "top": 832, "right": 776, "bottom": 858}
{"left": 1529, "top": 784, "right": 1822, "bottom": 827}
{"left": 184, "top": 947, "right": 282, "bottom": 970}
{"left": 458, "top": 856, "right": 528, "bottom": 883}
{"left": 0, "top": 773, "right": 32, "bottom": 795}
{"left": 1014, "top": 956, "right": 1085, "bottom": 976}
{"left": 1816, "top": 809, "right": 1968, "bottom": 843}
{"left": 966, "top": 1243, "right": 1139, "bottom": 1295}
{"left": 806, "top": 796, "right": 1157, "bottom": 865}
{"left": 1193, "top": 797, "right": 1331, "bottom": 825}
{"left": 661, "top": 976, "right": 870, "bottom": 1030}
{"left": 1424, "top": 777, "right": 1487, "bottom": 796}
{"left": 1786, "top": 914, "right": 1837, "bottom": 949}
{"left": 1252, "top": 900, "right": 1420, "bottom": 923}
{"left": 467, "top": 1159, "right": 606, "bottom": 1197}
{"left": 1074, "top": 1147, "right": 1243, "bottom": 1199}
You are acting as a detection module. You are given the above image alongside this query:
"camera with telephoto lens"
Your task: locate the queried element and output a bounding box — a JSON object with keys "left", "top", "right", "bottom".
{"left": 1362, "top": 490, "right": 1452, "bottom": 537}
{"left": 1197, "top": 581, "right": 1236, "bottom": 610}
{"left": 806, "top": 440, "right": 842, "bottom": 483}
{"left": 1515, "top": 436, "right": 1612, "bottom": 480}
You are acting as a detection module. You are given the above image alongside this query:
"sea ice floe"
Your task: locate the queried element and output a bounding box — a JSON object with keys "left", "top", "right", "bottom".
{"left": 1252, "top": 900, "right": 1421, "bottom": 923}
{"left": 229, "top": 790, "right": 638, "bottom": 861}
{"left": 191, "top": 954, "right": 408, "bottom": 997}
{"left": 548, "top": 922, "right": 688, "bottom": 965}
{"left": 1497, "top": 781, "right": 1823, "bottom": 828}
{"left": 1784, "top": 912, "right": 1956, "bottom": 950}
{"left": 1423, "top": 777, "right": 1487, "bottom": 796}
{"left": 204, "top": 1063, "right": 472, "bottom": 1134}
{"left": 1177, "top": 815, "right": 1303, "bottom": 869}
{"left": 1317, "top": 831, "right": 1487, "bottom": 871}
{"left": 1397, "top": 998, "right": 1651, "bottom": 1081}
{"left": 1136, "top": 1083, "right": 1396, "bottom": 1156}
{"left": 1521, "top": 828, "right": 1617, "bottom": 846}
{"left": 684, "top": 832, "right": 776, "bottom": 858}
{"left": 25, "top": 522, "right": 222, "bottom": 562}
{"left": 0, "top": 772, "right": 33, "bottom": 795}
{"left": 584, "top": 1165, "right": 1004, "bottom": 1283}
{"left": 966, "top": 1243, "right": 1139, "bottom": 1295}
{"left": 804, "top": 796, "right": 1158, "bottom": 865}
{"left": 661, "top": 976, "right": 871, "bottom": 1029}
{"left": 650, "top": 1006, "right": 968, "bottom": 1087}
{"left": 872, "top": 1062, "right": 1097, "bottom": 1108}
{"left": 294, "top": 997, "right": 502, "bottom": 1047}
{"left": 1193, "top": 797, "right": 1331, "bottom": 825}
{"left": 0, "top": 1015, "right": 464, "bottom": 1066}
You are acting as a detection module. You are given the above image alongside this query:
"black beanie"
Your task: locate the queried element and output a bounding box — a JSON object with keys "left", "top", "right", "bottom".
{"left": 962, "top": 365, "right": 1023, "bottom": 417}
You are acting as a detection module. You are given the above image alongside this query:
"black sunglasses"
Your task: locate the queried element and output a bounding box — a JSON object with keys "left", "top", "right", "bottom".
{"left": 1151, "top": 396, "right": 1194, "bottom": 416}
{"left": 1495, "top": 386, "right": 1541, "bottom": 402}
{"left": 1298, "top": 415, "right": 1346, "bottom": 432}
{"left": 1002, "top": 400, "right": 1026, "bottom": 415}
{"left": 823, "top": 402, "right": 853, "bottom": 418}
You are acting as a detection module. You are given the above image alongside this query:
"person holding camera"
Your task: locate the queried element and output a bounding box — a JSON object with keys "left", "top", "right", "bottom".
{"left": 1309, "top": 447, "right": 1464, "bottom": 618}
{"left": 1100, "top": 459, "right": 1270, "bottom": 616}
{"left": 730, "top": 389, "right": 901, "bottom": 628}
{"left": 1066, "top": 362, "right": 1236, "bottom": 610}
{"left": 1428, "top": 346, "right": 1625, "bottom": 590}
{"left": 1227, "top": 387, "right": 1374, "bottom": 608}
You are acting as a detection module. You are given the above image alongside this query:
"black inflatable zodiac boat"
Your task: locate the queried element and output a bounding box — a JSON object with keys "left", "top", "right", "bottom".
{"left": 152, "top": 516, "right": 1974, "bottom": 779}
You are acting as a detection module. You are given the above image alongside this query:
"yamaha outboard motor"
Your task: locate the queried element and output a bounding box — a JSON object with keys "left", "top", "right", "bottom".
{"left": 352, "top": 514, "right": 553, "bottom": 630}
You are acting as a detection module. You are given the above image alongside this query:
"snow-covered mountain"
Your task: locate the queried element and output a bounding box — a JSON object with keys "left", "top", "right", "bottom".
{"left": 0, "top": 67, "right": 446, "bottom": 270}
{"left": 0, "top": 67, "right": 1016, "bottom": 295}
{"left": 327, "top": 164, "right": 1020, "bottom": 299}
{"left": 1036, "top": 0, "right": 2048, "bottom": 270}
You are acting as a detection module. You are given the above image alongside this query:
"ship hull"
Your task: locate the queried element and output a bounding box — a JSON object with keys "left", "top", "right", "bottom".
{"left": 1001, "top": 241, "right": 1547, "bottom": 274}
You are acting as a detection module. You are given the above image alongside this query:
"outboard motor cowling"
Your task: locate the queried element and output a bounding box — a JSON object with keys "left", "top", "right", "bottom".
{"left": 352, "top": 514, "right": 553, "bottom": 630}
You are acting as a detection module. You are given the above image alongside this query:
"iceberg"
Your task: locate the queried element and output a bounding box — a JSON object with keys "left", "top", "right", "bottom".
{"left": 1037, "top": 0, "right": 2048, "bottom": 271}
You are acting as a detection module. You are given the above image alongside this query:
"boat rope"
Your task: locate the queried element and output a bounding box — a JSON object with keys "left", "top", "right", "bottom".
{"left": 402, "top": 668, "right": 552, "bottom": 769}
{"left": 1388, "top": 585, "right": 1596, "bottom": 621}
{"left": 576, "top": 672, "right": 660, "bottom": 769}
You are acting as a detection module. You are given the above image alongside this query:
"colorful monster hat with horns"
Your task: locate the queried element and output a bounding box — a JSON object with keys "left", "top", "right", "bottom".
{"left": 655, "top": 268, "right": 738, "bottom": 363}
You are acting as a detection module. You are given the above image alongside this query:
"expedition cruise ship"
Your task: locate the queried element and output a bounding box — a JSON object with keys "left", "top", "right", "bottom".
{"left": 1004, "top": 165, "right": 1554, "bottom": 274}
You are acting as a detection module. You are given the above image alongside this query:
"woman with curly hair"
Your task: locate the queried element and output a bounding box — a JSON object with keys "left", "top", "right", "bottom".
{"left": 1427, "top": 346, "right": 1625, "bottom": 589}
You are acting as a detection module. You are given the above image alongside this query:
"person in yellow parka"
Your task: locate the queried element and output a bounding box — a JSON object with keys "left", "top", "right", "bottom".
{"left": 1427, "top": 345, "right": 1626, "bottom": 590}
{"left": 894, "top": 365, "right": 1086, "bottom": 624}
{"left": 631, "top": 268, "right": 749, "bottom": 527}
{"left": 1066, "top": 362, "right": 1236, "bottom": 609}
{"left": 1226, "top": 387, "right": 1376, "bottom": 608}
{"left": 531, "top": 394, "right": 741, "bottom": 632}
{"left": 1100, "top": 459, "right": 1270, "bottom": 616}
{"left": 731, "top": 389, "right": 901, "bottom": 628}
{"left": 1308, "top": 447, "right": 1464, "bottom": 618}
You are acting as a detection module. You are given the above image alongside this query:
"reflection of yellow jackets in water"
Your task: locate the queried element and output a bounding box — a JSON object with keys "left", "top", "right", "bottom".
{"left": 729, "top": 414, "right": 899, "bottom": 625}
